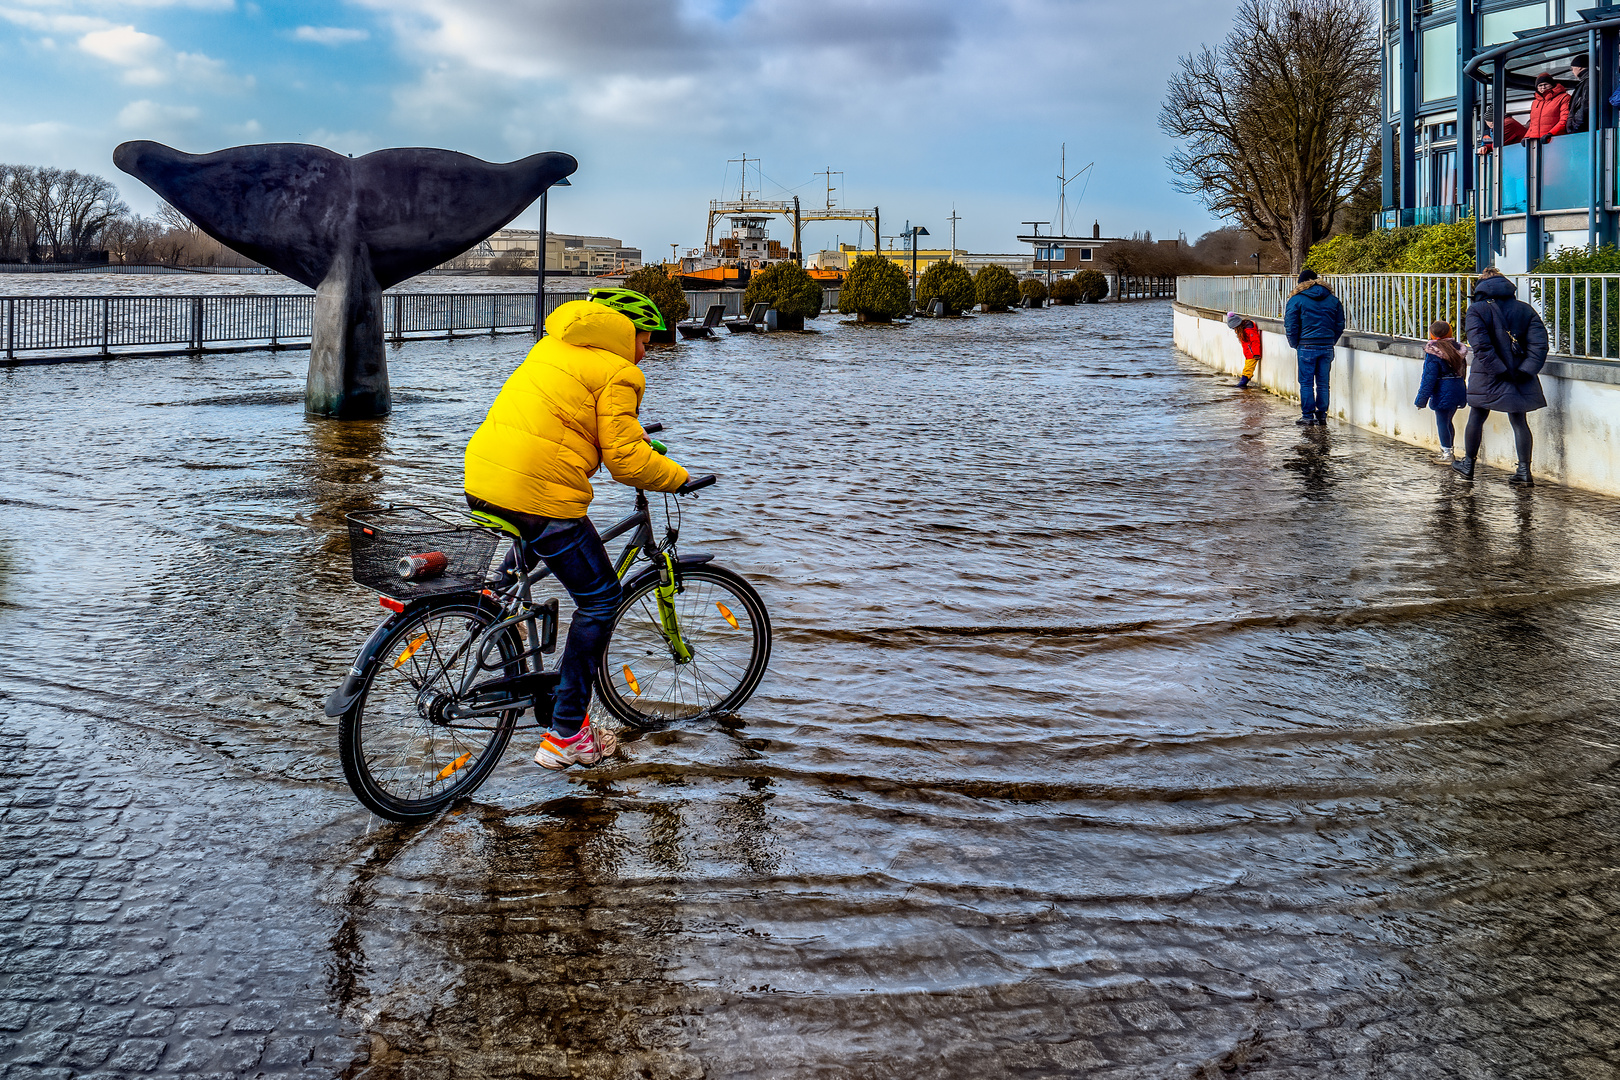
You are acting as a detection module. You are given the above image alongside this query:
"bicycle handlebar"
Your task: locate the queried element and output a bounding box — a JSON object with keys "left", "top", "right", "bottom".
{"left": 677, "top": 474, "right": 717, "bottom": 495}
{"left": 639, "top": 423, "right": 715, "bottom": 494}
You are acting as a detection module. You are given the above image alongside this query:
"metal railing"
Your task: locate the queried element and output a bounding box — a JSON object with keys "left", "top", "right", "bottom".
{"left": 0, "top": 287, "right": 827, "bottom": 360}
{"left": 1177, "top": 273, "right": 1620, "bottom": 361}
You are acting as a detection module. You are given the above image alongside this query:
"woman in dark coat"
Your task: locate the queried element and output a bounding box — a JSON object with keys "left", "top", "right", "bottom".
{"left": 1455, "top": 269, "right": 1548, "bottom": 484}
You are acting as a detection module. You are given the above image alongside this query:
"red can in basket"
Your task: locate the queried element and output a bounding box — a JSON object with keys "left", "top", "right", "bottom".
{"left": 397, "top": 551, "right": 450, "bottom": 580}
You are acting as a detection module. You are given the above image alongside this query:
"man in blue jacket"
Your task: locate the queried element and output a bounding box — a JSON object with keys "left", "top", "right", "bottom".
{"left": 1283, "top": 269, "right": 1346, "bottom": 426}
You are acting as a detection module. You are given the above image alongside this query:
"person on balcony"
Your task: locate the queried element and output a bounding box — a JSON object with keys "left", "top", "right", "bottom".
{"left": 1283, "top": 270, "right": 1344, "bottom": 427}
{"left": 1454, "top": 269, "right": 1547, "bottom": 485}
{"left": 1567, "top": 54, "right": 1591, "bottom": 134}
{"left": 1477, "top": 115, "right": 1527, "bottom": 154}
{"left": 1524, "top": 74, "right": 1570, "bottom": 144}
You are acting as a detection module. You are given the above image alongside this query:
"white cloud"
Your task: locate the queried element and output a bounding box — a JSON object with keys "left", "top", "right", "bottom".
{"left": 116, "top": 98, "right": 201, "bottom": 127}
{"left": 79, "top": 24, "right": 168, "bottom": 80}
{"left": 70, "top": 21, "right": 248, "bottom": 90}
{"left": 0, "top": 8, "right": 114, "bottom": 34}
{"left": 293, "top": 25, "right": 369, "bottom": 45}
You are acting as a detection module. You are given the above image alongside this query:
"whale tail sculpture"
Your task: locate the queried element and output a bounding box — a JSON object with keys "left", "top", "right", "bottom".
{"left": 114, "top": 141, "right": 577, "bottom": 418}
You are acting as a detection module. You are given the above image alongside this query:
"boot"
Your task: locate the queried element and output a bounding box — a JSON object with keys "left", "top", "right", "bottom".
{"left": 1295, "top": 415, "right": 1314, "bottom": 426}
{"left": 1438, "top": 447, "right": 1455, "bottom": 464}
{"left": 1452, "top": 457, "right": 1475, "bottom": 481}
{"left": 1509, "top": 461, "right": 1534, "bottom": 486}
{"left": 1236, "top": 376, "right": 1250, "bottom": 388}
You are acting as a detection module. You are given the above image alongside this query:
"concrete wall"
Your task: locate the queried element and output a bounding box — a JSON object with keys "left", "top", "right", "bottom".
{"left": 1173, "top": 302, "right": 1620, "bottom": 497}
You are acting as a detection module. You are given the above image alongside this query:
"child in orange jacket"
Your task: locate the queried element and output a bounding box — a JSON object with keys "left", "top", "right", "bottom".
{"left": 1226, "top": 311, "right": 1262, "bottom": 388}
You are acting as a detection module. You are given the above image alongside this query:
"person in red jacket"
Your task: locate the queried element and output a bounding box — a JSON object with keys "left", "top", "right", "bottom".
{"left": 1477, "top": 114, "right": 1527, "bottom": 155}
{"left": 1225, "top": 311, "right": 1262, "bottom": 388}
{"left": 1524, "top": 73, "right": 1570, "bottom": 143}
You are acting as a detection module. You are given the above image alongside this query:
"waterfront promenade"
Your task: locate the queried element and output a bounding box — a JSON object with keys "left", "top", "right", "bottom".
{"left": 3, "top": 303, "right": 1620, "bottom": 1077}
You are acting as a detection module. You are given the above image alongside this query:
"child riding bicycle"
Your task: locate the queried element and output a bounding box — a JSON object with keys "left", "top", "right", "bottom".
{"left": 463, "top": 288, "right": 689, "bottom": 769}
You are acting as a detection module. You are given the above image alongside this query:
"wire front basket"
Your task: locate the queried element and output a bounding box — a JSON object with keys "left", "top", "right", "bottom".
{"left": 346, "top": 506, "right": 500, "bottom": 600}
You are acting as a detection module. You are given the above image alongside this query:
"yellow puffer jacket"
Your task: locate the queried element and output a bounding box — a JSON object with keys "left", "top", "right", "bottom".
{"left": 464, "top": 300, "right": 689, "bottom": 518}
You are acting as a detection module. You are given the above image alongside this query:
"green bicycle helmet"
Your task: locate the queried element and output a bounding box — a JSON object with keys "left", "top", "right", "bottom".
{"left": 587, "top": 287, "right": 667, "bottom": 332}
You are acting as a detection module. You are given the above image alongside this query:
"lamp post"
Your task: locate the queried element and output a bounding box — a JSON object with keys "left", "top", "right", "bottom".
{"left": 903, "top": 222, "right": 929, "bottom": 307}
{"left": 536, "top": 176, "right": 572, "bottom": 338}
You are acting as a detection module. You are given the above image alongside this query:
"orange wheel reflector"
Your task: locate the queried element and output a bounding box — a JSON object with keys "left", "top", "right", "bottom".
{"left": 394, "top": 632, "right": 429, "bottom": 669}
{"left": 716, "top": 602, "right": 739, "bottom": 629}
{"left": 623, "top": 665, "right": 641, "bottom": 696}
{"left": 436, "top": 751, "right": 473, "bottom": 781}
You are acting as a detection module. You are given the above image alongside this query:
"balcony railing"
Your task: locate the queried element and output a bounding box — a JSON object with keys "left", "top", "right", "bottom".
{"left": 1177, "top": 273, "right": 1620, "bottom": 361}
{"left": 1373, "top": 204, "right": 1470, "bottom": 231}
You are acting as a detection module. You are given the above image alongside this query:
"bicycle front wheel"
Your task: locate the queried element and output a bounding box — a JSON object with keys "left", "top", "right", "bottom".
{"left": 339, "top": 596, "right": 521, "bottom": 822}
{"left": 595, "top": 564, "right": 772, "bottom": 727}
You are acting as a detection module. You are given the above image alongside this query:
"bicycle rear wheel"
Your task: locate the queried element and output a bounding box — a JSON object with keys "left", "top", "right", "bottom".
{"left": 339, "top": 596, "right": 521, "bottom": 822}
{"left": 595, "top": 564, "right": 771, "bottom": 728}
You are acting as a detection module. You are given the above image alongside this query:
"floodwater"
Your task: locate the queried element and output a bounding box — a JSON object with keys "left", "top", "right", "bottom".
{"left": 4, "top": 301, "right": 1620, "bottom": 1078}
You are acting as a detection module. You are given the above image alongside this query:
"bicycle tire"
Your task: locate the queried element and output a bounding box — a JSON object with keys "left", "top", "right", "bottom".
{"left": 594, "top": 564, "right": 772, "bottom": 728}
{"left": 339, "top": 595, "right": 521, "bottom": 822}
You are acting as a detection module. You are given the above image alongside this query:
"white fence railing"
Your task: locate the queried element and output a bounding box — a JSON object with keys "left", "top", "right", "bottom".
{"left": 1178, "top": 273, "right": 1620, "bottom": 362}
{"left": 0, "top": 287, "right": 834, "bottom": 360}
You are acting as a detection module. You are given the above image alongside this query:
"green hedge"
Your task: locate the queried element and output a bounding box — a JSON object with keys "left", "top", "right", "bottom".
{"left": 1531, "top": 244, "right": 1620, "bottom": 358}
{"left": 838, "top": 254, "right": 911, "bottom": 321}
{"left": 917, "top": 260, "right": 976, "bottom": 314}
{"left": 744, "top": 260, "right": 823, "bottom": 317}
{"left": 1304, "top": 218, "right": 1475, "bottom": 274}
{"left": 974, "top": 265, "right": 1021, "bottom": 311}
{"left": 1073, "top": 269, "right": 1109, "bottom": 303}
{"left": 1019, "top": 278, "right": 1048, "bottom": 303}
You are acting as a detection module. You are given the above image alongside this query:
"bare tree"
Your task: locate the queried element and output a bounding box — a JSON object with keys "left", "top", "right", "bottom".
{"left": 1159, "top": 0, "right": 1380, "bottom": 274}
{"left": 58, "top": 170, "right": 127, "bottom": 260}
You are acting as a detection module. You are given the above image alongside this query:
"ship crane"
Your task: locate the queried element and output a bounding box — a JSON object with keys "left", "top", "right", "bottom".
{"left": 701, "top": 157, "right": 881, "bottom": 265}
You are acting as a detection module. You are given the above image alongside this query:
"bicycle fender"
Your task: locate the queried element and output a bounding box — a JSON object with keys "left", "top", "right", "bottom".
{"left": 324, "top": 594, "right": 505, "bottom": 717}
{"left": 619, "top": 552, "right": 715, "bottom": 594}
{"left": 324, "top": 616, "right": 400, "bottom": 717}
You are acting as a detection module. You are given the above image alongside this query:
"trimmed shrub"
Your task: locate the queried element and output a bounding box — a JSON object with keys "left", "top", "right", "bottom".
{"left": 1304, "top": 218, "right": 1475, "bottom": 274}
{"left": 1531, "top": 242, "right": 1620, "bottom": 275}
{"left": 622, "top": 265, "right": 690, "bottom": 328}
{"left": 1073, "top": 269, "right": 1109, "bottom": 303}
{"left": 1019, "top": 278, "right": 1048, "bottom": 304}
{"left": 973, "top": 264, "right": 1021, "bottom": 311}
{"left": 744, "top": 260, "right": 824, "bottom": 317}
{"left": 837, "top": 254, "right": 911, "bottom": 322}
{"left": 917, "top": 260, "right": 976, "bottom": 314}
{"left": 1531, "top": 243, "right": 1620, "bottom": 358}
{"left": 1049, "top": 277, "right": 1081, "bottom": 304}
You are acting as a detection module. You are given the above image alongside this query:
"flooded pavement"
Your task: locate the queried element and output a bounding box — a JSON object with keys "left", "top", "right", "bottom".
{"left": 4, "top": 300, "right": 1620, "bottom": 1078}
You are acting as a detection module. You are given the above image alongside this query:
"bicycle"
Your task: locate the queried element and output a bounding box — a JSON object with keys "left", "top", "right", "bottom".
{"left": 324, "top": 424, "right": 773, "bottom": 823}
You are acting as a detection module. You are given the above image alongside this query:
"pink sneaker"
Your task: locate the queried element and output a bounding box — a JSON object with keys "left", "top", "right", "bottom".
{"left": 534, "top": 716, "right": 618, "bottom": 770}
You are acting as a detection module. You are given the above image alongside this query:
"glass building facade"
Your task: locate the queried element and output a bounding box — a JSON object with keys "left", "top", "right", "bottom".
{"left": 1382, "top": 0, "right": 1618, "bottom": 270}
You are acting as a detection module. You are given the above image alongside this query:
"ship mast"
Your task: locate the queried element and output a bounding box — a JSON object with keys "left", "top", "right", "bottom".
{"left": 1055, "top": 144, "right": 1094, "bottom": 238}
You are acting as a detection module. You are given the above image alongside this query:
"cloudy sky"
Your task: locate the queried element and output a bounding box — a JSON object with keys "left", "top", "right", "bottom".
{"left": 0, "top": 0, "right": 1241, "bottom": 256}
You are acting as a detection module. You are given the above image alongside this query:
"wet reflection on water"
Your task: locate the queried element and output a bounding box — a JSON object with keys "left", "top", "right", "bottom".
{"left": 4, "top": 302, "right": 1620, "bottom": 1077}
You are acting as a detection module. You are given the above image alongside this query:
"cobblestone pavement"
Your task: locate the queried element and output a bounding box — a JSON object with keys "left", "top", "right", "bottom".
{"left": 5, "top": 304, "right": 1620, "bottom": 1078}
{"left": 0, "top": 689, "right": 366, "bottom": 1078}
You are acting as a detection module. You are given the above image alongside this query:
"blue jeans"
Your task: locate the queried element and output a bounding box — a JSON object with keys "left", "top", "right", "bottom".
{"left": 1297, "top": 345, "right": 1334, "bottom": 417}
{"left": 466, "top": 496, "right": 622, "bottom": 734}
{"left": 1434, "top": 406, "right": 1457, "bottom": 449}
